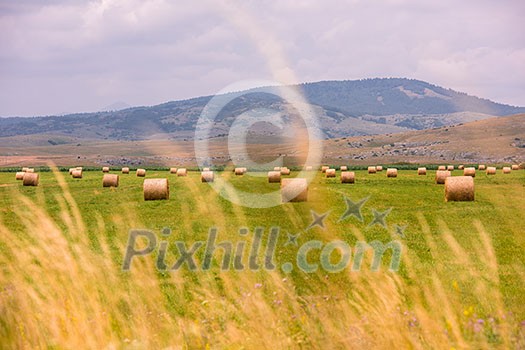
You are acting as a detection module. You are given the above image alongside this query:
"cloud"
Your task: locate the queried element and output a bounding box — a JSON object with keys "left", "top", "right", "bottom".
{"left": 0, "top": 0, "right": 524, "bottom": 116}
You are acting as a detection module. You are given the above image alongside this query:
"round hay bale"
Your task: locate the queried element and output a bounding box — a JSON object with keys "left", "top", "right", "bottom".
{"left": 447, "top": 165, "right": 454, "bottom": 171}
{"left": 23, "top": 173, "right": 39, "bottom": 186}
{"left": 502, "top": 167, "right": 511, "bottom": 174}
{"left": 75, "top": 167, "right": 82, "bottom": 171}
{"left": 486, "top": 167, "right": 496, "bottom": 175}
{"left": 177, "top": 168, "right": 188, "bottom": 177}
{"left": 435, "top": 170, "right": 451, "bottom": 184}
{"left": 438, "top": 165, "right": 446, "bottom": 171}
{"left": 72, "top": 169, "right": 83, "bottom": 179}
{"left": 281, "top": 178, "right": 308, "bottom": 202}
{"left": 68, "top": 168, "right": 75, "bottom": 175}
{"left": 511, "top": 164, "right": 519, "bottom": 171}
{"left": 340, "top": 165, "right": 348, "bottom": 171}
{"left": 268, "top": 171, "right": 281, "bottom": 183}
{"left": 280, "top": 167, "right": 291, "bottom": 175}
{"left": 201, "top": 171, "right": 214, "bottom": 183}
{"left": 15, "top": 172, "right": 25, "bottom": 180}
{"left": 170, "top": 167, "right": 177, "bottom": 174}
{"left": 386, "top": 168, "right": 398, "bottom": 178}
{"left": 25, "top": 168, "right": 35, "bottom": 173}
{"left": 321, "top": 166, "right": 329, "bottom": 173}
{"left": 143, "top": 178, "right": 169, "bottom": 200}
{"left": 102, "top": 166, "right": 110, "bottom": 173}
{"left": 273, "top": 167, "right": 281, "bottom": 171}
{"left": 305, "top": 166, "right": 313, "bottom": 171}
{"left": 122, "top": 167, "right": 130, "bottom": 174}
{"left": 458, "top": 165, "right": 464, "bottom": 170}
{"left": 202, "top": 167, "right": 210, "bottom": 172}
{"left": 368, "top": 166, "right": 377, "bottom": 174}
{"left": 22, "top": 167, "right": 29, "bottom": 172}
{"left": 102, "top": 174, "right": 119, "bottom": 187}
{"left": 445, "top": 176, "right": 474, "bottom": 202}
{"left": 463, "top": 167, "right": 476, "bottom": 177}
{"left": 376, "top": 165, "right": 383, "bottom": 172}
{"left": 326, "top": 169, "right": 336, "bottom": 178}
{"left": 478, "top": 164, "right": 486, "bottom": 170}
{"left": 234, "top": 167, "right": 245, "bottom": 175}
{"left": 341, "top": 171, "right": 355, "bottom": 183}
{"left": 417, "top": 167, "right": 427, "bottom": 175}
{"left": 136, "top": 169, "right": 146, "bottom": 177}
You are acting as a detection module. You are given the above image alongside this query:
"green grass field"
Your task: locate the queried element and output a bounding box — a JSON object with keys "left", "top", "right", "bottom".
{"left": 1, "top": 168, "right": 524, "bottom": 349}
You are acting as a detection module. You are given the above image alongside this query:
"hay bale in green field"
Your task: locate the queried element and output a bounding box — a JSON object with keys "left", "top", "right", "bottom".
{"left": 102, "top": 174, "right": 119, "bottom": 187}
{"left": 143, "top": 178, "right": 169, "bottom": 200}
{"left": 268, "top": 171, "right": 281, "bottom": 183}
{"left": 445, "top": 176, "right": 474, "bottom": 202}
{"left": 201, "top": 171, "right": 214, "bottom": 183}
{"left": 435, "top": 170, "right": 451, "bottom": 184}
{"left": 386, "top": 168, "right": 398, "bottom": 178}
{"left": 463, "top": 167, "right": 476, "bottom": 177}
{"left": 281, "top": 178, "right": 308, "bottom": 202}
{"left": 341, "top": 171, "right": 355, "bottom": 183}
{"left": 23, "top": 173, "right": 39, "bottom": 186}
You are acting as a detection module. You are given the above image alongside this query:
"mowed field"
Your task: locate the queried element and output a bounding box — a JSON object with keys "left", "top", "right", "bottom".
{"left": 0, "top": 168, "right": 524, "bottom": 349}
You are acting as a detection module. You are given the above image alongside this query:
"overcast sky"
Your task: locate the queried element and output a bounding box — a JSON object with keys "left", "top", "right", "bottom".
{"left": 0, "top": 0, "right": 524, "bottom": 117}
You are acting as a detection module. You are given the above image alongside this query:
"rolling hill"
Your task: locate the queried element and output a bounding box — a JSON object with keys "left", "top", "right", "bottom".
{"left": 1, "top": 78, "right": 524, "bottom": 142}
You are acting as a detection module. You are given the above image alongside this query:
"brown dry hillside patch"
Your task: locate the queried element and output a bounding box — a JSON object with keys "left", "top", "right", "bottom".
{"left": 324, "top": 113, "right": 525, "bottom": 164}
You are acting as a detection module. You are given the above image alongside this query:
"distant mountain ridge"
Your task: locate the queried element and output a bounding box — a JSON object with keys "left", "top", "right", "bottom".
{"left": 1, "top": 78, "right": 523, "bottom": 141}
{"left": 302, "top": 78, "right": 523, "bottom": 116}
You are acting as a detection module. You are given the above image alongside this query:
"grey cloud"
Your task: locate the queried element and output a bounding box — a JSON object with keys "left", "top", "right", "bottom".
{"left": 0, "top": 0, "right": 523, "bottom": 116}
